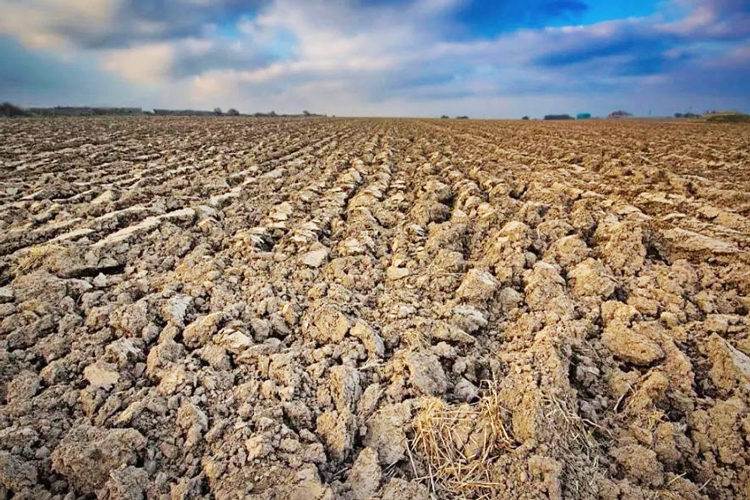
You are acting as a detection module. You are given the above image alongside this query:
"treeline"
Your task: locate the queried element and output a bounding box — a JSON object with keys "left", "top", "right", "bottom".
{"left": 0, "top": 103, "right": 324, "bottom": 118}
{"left": 2, "top": 105, "right": 152, "bottom": 117}
{"left": 540, "top": 111, "right": 631, "bottom": 120}
{"left": 153, "top": 109, "right": 221, "bottom": 116}
{"left": 1, "top": 102, "right": 28, "bottom": 117}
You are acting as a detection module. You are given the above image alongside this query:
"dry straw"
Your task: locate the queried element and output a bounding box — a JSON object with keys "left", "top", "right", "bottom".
{"left": 411, "top": 379, "right": 515, "bottom": 497}
{"left": 15, "top": 243, "right": 66, "bottom": 272}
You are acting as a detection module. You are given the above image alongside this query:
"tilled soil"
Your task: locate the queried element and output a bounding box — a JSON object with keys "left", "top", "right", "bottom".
{"left": 0, "top": 117, "right": 749, "bottom": 500}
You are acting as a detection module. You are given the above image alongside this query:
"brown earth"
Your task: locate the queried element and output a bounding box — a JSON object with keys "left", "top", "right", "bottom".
{"left": 1, "top": 116, "right": 749, "bottom": 499}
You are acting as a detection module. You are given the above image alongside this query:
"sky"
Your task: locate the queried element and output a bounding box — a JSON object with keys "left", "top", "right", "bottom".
{"left": 0, "top": 0, "right": 749, "bottom": 117}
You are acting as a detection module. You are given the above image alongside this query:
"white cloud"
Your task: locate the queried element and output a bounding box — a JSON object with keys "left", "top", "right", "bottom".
{"left": 102, "top": 43, "right": 175, "bottom": 85}
{"left": 0, "top": 0, "right": 119, "bottom": 49}
{"left": 1, "top": 0, "right": 748, "bottom": 115}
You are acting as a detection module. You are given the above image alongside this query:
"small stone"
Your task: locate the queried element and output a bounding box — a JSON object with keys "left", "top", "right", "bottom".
{"left": 387, "top": 267, "right": 410, "bottom": 280}
{"left": 106, "top": 338, "right": 141, "bottom": 367}
{"left": 450, "top": 305, "right": 487, "bottom": 333}
{"left": 302, "top": 246, "right": 330, "bottom": 268}
{"left": 157, "top": 364, "right": 187, "bottom": 395}
{"left": 183, "top": 312, "right": 226, "bottom": 347}
{"left": 405, "top": 351, "right": 447, "bottom": 395}
{"left": 146, "top": 339, "right": 185, "bottom": 376}
{"left": 350, "top": 320, "right": 385, "bottom": 358}
{"left": 245, "top": 435, "right": 273, "bottom": 460}
{"left": 308, "top": 304, "right": 351, "bottom": 343}
{"left": 250, "top": 317, "right": 272, "bottom": 340}
{"left": 433, "top": 322, "right": 475, "bottom": 343}
{"left": 454, "top": 378, "right": 479, "bottom": 402}
{"left": 456, "top": 269, "right": 500, "bottom": 301}
{"left": 91, "top": 190, "right": 115, "bottom": 204}
{"left": 0, "top": 286, "right": 15, "bottom": 303}
{"left": 177, "top": 400, "right": 208, "bottom": 448}
{"left": 7, "top": 371, "right": 41, "bottom": 403}
{"left": 279, "top": 438, "right": 300, "bottom": 453}
{"left": 704, "top": 314, "right": 731, "bottom": 333}
{"left": 162, "top": 295, "right": 192, "bottom": 325}
{"left": 568, "top": 258, "right": 617, "bottom": 298}
{"left": 498, "top": 287, "right": 523, "bottom": 311}
{"left": 84, "top": 361, "right": 120, "bottom": 389}
{"left": 217, "top": 328, "right": 253, "bottom": 354}
{"left": 198, "top": 343, "right": 230, "bottom": 370}
{"left": 93, "top": 273, "right": 108, "bottom": 288}
{"left": 546, "top": 235, "right": 589, "bottom": 268}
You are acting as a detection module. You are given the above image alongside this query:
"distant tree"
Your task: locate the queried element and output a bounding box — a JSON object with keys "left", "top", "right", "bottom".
{"left": 269, "top": 110, "right": 277, "bottom": 117}
{"left": 213, "top": 107, "right": 223, "bottom": 116}
{"left": 226, "top": 108, "right": 240, "bottom": 116}
{"left": 0, "top": 102, "right": 28, "bottom": 117}
{"left": 608, "top": 110, "right": 632, "bottom": 119}
{"left": 544, "top": 114, "right": 574, "bottom": 120}
{"left": 441, "top": 115, "right": 450, "bottom": 119}
{"left": 705, "top": 111, "right": 750, "bottom": 123}
{"left": 456, "top": 115, "right": 469, "bottom": 120}
{"left": 675, "top": 113, "right": 684, "bottom": 118}
{"left": 303, "top": 110, "right": 311, "bottom": 116}
{"left": 522, "top": 116, "right": 530, "bottom": 120}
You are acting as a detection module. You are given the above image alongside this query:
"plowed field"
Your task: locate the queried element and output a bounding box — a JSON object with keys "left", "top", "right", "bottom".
{"left": 1, "top": 117, "right": 749, "bottom": 499}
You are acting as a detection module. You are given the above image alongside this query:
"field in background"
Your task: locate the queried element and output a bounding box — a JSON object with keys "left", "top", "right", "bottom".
{"left": 1, "top": 117, "right": 750, "bottom": 499}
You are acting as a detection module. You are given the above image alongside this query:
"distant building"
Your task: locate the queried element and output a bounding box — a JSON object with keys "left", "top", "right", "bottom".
{"left": 576, "top": 113, "right": 591, "bottom": 120}
{"left": 153, "top": 109, "right": 216, "bottom": 116}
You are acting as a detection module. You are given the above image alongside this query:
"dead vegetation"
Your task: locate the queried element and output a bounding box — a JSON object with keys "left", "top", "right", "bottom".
{"left": 411, "top": 380, "right": 515, "bottom": 496}
{"left": 14, "top": 243, "right": 66, "bottom": 272}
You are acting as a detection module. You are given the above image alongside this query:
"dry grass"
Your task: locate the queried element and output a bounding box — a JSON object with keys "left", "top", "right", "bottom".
{"left": 541, "top": 394, "right": 609, "bottom": 459}
{"left": 15, "top": 244, "right": 66, "bottom": 272}
{"left": 540, "top": 394, "right": 612, "bottom": 497}
{"left": 401, "top": 328, "right": 431, "bottom": 349}
{"left": 411, "top": 380, "right": 515, "bottom": 497}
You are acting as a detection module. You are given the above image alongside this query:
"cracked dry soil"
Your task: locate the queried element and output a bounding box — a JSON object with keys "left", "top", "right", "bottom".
{"left": 1, "top": 117, "right": 749, "bottom": 499}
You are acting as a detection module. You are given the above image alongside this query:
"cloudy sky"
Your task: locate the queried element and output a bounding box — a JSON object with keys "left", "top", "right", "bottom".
{"left": 1, "top": 0, "right": 749, "bottom": 117}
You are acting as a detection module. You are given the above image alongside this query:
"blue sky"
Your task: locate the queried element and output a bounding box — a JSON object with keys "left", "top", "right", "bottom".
{"left": 0, "top": 0, "right": 749, "bottom": 117}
